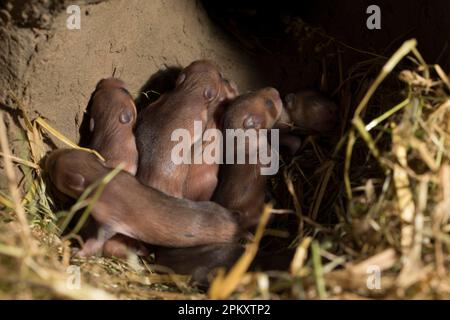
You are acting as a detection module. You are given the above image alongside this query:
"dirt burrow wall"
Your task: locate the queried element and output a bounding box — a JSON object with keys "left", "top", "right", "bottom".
{"left": 0, "top": 0, "right": 264, "bottom": 144}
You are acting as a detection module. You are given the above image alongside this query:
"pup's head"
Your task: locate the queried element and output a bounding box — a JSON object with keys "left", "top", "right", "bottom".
{"left": 89, "top": 78, "right": 137, "bottom": 137}
{"left": 284, "top": 90, "right": 338, "bottom": 133}
{"left": 45, "top": 149, "right": 107, "bottom": 199}
{"left": 223, "top": 87, "right": 283, "bottom": 130}
{"left": 174, "top": 60, "right": 239, "bottom": 107}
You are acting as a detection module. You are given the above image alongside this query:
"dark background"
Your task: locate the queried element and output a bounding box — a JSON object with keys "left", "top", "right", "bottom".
{"left": 203, "top": 0, "right": 450, "bottom": 94}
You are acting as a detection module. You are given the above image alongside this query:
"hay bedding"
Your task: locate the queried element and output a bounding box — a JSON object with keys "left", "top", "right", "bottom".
{"left": 1, "top": 18, "right": 450, "bottom": 300}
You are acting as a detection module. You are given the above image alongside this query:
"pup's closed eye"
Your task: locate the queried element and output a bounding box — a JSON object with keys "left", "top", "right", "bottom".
{"left": 65, "top": 172, "right": 86, "bottom": 191}
{"left": 119, "top": 109, "right": 133, "bottom": 124}
{"left": 204, "top": 85, "right": 218, "bottom": 101}
{"left": 265, "top": 99, "right": 275, "bottom": 109}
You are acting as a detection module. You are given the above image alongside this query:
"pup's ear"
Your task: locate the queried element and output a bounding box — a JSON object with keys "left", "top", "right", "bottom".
{"left": 175, "top": 72, "right": 186, "bottom": 86}
{"left": 223, "top": 79, "right": 239, "bottom": 99}
{"left": 243, "top": 114, "right": 263, "bottom": 129}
